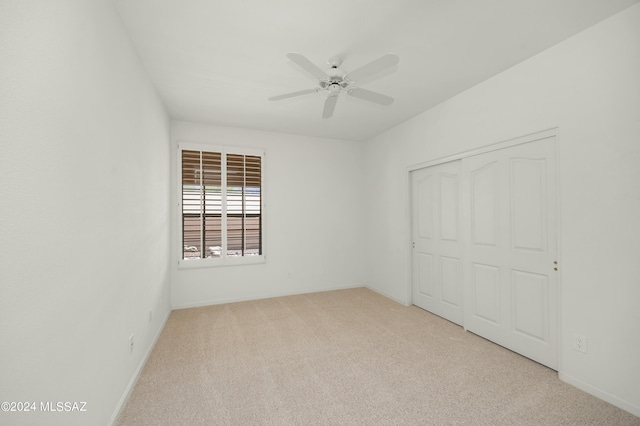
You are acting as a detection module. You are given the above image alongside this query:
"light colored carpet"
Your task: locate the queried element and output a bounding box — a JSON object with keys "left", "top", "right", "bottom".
{"left": 116, "top": 288, "right": 640, "bottom": 425}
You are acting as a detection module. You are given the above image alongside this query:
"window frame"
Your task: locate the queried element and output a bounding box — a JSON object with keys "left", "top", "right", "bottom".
{"left": 177, "top": 142, "right": 265, "bottom": 269}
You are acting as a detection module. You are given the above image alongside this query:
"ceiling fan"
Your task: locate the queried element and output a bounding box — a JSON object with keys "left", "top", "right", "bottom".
{"left": 269, "top": 53, "right": 399, "bottom": 119}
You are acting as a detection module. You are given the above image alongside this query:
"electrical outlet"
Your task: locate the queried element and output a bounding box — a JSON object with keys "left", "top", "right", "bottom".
{"left": 129, "top": 334, "right": 134, "bottom": 355}
{"left": 574, "top": 334, "right": 587, "bottom": 353}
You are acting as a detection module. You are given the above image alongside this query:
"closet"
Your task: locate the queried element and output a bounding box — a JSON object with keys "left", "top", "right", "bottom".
{"left": 411, "top": 132, "right": 558, "bottom": 369}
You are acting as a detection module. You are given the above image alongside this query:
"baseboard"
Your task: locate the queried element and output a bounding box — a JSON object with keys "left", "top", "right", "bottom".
{"left": 365, "top": 285, "right": 411, "bottom": 306}
{"left": 559, "top": 372, "right": 640, "bottom": 418}
{"left": 171, "top": 283, "right": 365, "bottom": 310}
{"left": 108, "top": 308, "right": 172, "bottom": 426}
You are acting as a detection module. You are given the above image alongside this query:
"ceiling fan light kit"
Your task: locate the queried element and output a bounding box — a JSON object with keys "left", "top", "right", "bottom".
{"left": 269, "top": 53, "right": 399, "bottom": 118}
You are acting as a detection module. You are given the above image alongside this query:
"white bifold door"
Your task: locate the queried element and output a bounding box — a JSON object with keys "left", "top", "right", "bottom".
{"left": 411, "top": 135, "right": 558, "bottom": 369}
{"left": 411, "top": 160, "right": 464, "bottom": 326}
{"left": 462, "top": 137, "right": 558, "bottom": 369}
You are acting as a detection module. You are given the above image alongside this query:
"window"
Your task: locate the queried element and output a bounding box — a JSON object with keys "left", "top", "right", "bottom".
{"left": 179, "top": 143, "right": 264, "bottom": 267}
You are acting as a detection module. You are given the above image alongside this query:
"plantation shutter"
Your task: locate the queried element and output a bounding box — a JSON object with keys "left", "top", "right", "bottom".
{"left": 181, "top": 147, "right": 262, "bottom": 262}
{"left": 181, "top": 150, "right": 222, "bottom": 259}
{"left": 226, "top": 153, "right": 262, "bottom": 257}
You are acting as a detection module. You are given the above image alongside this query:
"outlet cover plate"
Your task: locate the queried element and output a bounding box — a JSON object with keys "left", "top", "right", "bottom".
{"left": 574, "top": 334, "right": 587, "bottom": 353}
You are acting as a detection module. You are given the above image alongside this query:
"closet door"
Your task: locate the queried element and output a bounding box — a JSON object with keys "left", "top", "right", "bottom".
{"left": 411, "top": 160, "right": 463, "bottom": 325}
{"left": 462, "top": 136, "right": 558, "bottom": 369}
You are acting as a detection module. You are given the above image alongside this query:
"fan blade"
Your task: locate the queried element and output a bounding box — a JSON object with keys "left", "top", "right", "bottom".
{"left": 287, "top": 53, "right": 328, "bottom": 81}
{"left": 345, "top": 54, "right": 399, "bottom": 83}
{"left": 347, "top": 87, "right": 394, "bottom": 105}
{"left": 322, "top": 94, "right": 338, "bottom": 119}
{"left": 268, "top": 88, "right": 318, "bottom": 101}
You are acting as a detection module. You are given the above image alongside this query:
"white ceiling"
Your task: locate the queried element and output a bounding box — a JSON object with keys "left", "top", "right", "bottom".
{"left": 114, "top": 0, "right": 639, "bottom": 142}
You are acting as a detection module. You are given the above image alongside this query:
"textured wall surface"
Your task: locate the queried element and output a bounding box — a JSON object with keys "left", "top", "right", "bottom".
{"left": 0, "top": 1, "right": 171, "bottom": 425}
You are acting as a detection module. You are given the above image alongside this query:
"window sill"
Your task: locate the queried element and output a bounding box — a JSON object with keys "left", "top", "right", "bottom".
{"left": 178, "top": 255, "right": 265, "bottom": 270}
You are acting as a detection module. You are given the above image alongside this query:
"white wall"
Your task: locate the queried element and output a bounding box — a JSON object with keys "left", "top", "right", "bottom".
{"left": 0, "top": 1, "right": 171, "bottom": 425}
{"left": 364, "top": 3, "right": 640, "bottom": 416}
{"left": 171, "top": 121, "right": 366, "bottom": 308}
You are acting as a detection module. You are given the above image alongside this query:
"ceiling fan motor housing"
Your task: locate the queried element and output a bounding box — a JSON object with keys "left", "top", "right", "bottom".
{"left": 328, "top": 83, "right": 342, "bottom": 94}
{"left": 324, "top": 66, "right": 349, "bottom": 92}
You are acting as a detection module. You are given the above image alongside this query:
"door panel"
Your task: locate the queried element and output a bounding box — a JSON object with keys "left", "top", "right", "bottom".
{"left": 470, "top": 161, "right": 499, "bottom": 247}
{"left": 411, "top": 160, "right": 463, "bottom": 325}
{"left": 440, "top": 256, "right": 461, "bottom": 307}
{"left": 471, "top": 263, "right": 501, "bottom": 325}
{"left": 439, "top": 173, "right": 459, "bottom": 242}
{"left": 511, "top": 159, "right": 547, "bottom": 252}
{"left": 417, "top": 253, "right": 434, "bottom": 297}
{"left": 417, "top": 176, "right": 434, "bottom": 239}
{"left": 511, "top": 270, "right": 548, "bottom": 342}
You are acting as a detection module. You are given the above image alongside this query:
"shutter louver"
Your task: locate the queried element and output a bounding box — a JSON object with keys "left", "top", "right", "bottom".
{"left": 245, "top": 155, "right": 262, "bottom": 256}
{"left": 182, "top": 150, "right": 202, "bottom": 259}
{"left": 203, "top": 151, "right": 222, "bottom": 258}
{"left": 226, "top": 154, "right": 244, "bottom": 257}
